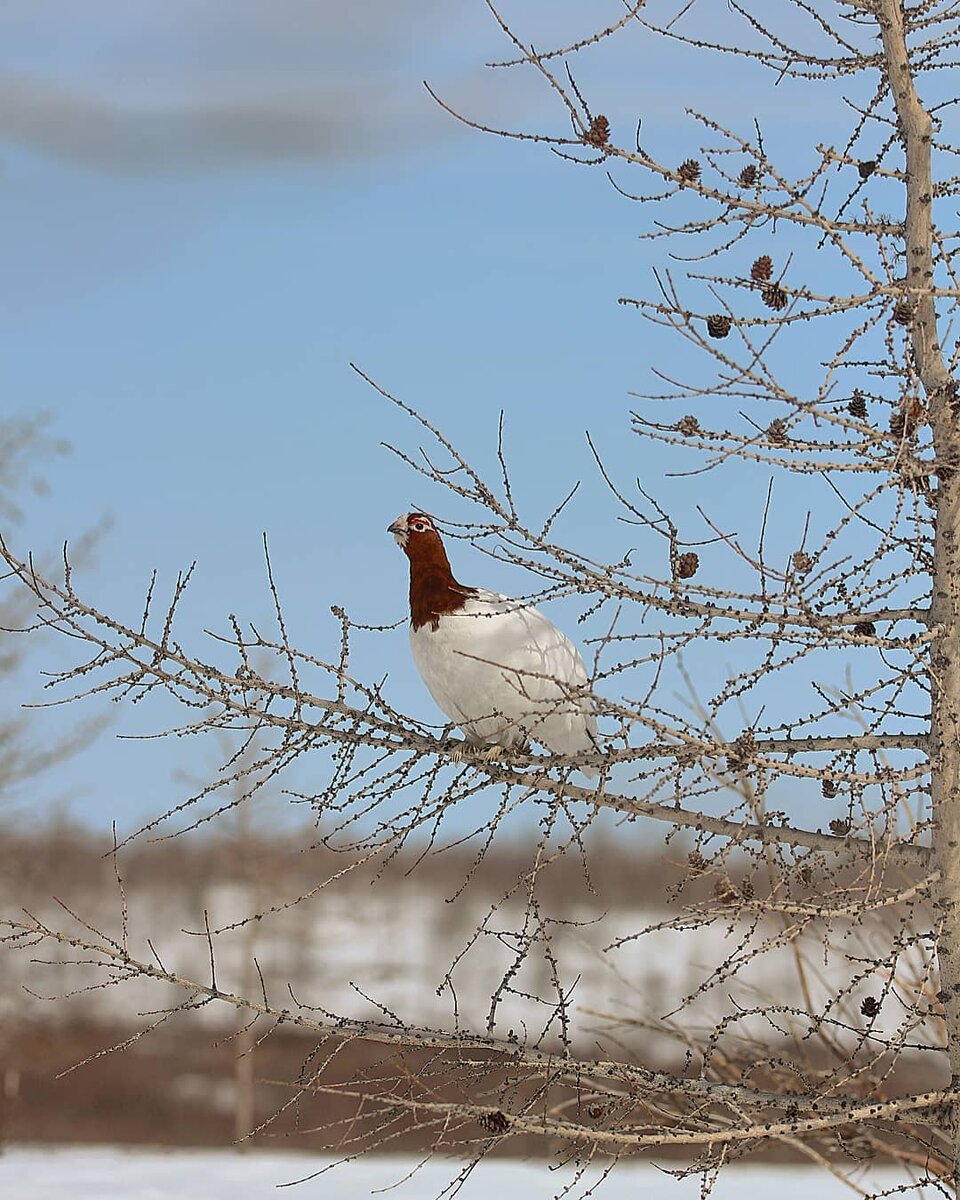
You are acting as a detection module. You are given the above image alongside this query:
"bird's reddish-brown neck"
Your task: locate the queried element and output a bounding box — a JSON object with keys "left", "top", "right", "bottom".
{"left": 402, "top": 530, "right": 470, "bottom": 631}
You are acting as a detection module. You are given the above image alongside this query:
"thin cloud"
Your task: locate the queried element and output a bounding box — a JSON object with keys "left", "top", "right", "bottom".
{"left": 0, "top": 75, "right": 453, "bottom": 170}
{"left": 0, "top": 0, "right": 486, "bottom": 171}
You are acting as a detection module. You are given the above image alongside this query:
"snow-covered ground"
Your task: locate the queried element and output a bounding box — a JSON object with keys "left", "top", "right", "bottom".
{"left": 4, "top": 875, "right": 919, "bottom": 1057}
{"left": 2, "top": 1146, "right": 914, "bottom": 1200}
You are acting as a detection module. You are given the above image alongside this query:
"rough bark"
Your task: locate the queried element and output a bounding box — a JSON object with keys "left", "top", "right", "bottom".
{"left": 878, "top": 0, "right": 960, "bottom": 1180}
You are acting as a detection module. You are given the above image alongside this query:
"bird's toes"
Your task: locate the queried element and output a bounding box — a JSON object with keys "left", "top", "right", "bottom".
{"left": 445, "top": 739, "right": 467, "bottom": 764}
{"left": 442, "top": 737, "right": 483, "bottom": 765}
{"left": 442, "top": 739, "right": 521, "bottom": 768}
{"left": 476, "top": 743, "right": 505, "bottom": 763}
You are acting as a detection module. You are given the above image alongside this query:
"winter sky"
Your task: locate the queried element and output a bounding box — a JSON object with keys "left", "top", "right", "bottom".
{"left": 1, "top": 2, "right": 887, "bottom": 833}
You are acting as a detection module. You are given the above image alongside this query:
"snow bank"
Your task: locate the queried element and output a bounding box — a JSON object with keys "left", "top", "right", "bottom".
{"left": 3, "top": 1145, "right": 910, "bottom": 1200}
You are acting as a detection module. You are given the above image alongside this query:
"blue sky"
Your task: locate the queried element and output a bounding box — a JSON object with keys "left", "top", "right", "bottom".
{"left": 0, "top": 2, "right": 898, "bottom": 835}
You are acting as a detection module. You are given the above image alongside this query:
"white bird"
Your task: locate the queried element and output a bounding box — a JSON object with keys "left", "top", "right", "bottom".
{"left": 388, "top": 512, "right": 598, "bottom": 776}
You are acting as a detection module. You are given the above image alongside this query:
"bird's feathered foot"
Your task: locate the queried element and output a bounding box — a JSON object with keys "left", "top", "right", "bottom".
{"left": 445, "top": 738, "right": 469, "bottom": 765}
{"left": 444, "top": 739, "right": 529, "bottom": 768}
{"left": 475, "top": 743, "right": 509, "bottom": 763}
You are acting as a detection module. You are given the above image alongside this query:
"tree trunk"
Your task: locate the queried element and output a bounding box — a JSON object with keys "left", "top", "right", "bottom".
{"left": 933, "top": 464, "right": 960, "bottom": 1187}
{"left": 877, "top": 0, "right": 960, "bottom": 1182}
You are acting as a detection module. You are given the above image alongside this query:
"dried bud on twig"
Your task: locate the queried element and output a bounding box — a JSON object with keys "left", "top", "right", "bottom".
{"left": 583, "top": 115, "right": 610, "bottom": 148}
{"left": 706, "top": 314, "right": 732, "bottom": 338}
{"left": 677, "top": 414, "right": 701, "bottom": 437}
{"left": 675, "top": 551, "right": 700, "bottom": 579}
{"left": 678, "top": 158, "right": 701, "bottom": 184}
{"left": 750, "top": 255, "right": 773, "bottom": 282}
{"left": 761, "top": 283, "right": 788, "bottom": 311}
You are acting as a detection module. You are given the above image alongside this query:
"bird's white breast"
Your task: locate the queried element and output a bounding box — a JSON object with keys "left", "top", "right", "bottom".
{"left": 409, "top": 591, "right": 597, "bottom": 770}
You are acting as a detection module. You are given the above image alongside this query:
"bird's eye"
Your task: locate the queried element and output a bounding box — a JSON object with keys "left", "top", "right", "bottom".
{"left": 411, "top": 520, "right": 429, "bottom": 532}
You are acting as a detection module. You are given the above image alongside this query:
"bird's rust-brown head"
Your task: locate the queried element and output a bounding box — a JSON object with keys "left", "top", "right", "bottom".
{"left": 387, "top": 512, "right": 473, "bottom": 630}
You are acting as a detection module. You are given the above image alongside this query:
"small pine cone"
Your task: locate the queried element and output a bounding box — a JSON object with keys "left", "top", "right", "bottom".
{"left": 750, "top": 255, "right": 773, "bottom": 283}
{"left": 761, "top": 283, "right": 788, "bottom": 311}
{"left": 675, "top": 551, "right": 699, "bottom": 579}
{"left": 893, "top": 301, "right": 913, "bottom": 326}
{"left": 713, "top": 878, "right": 739, "bottom": 906}
{"left": 738, "top": 164, "right": 757, "bottom": 187}
{"left": 829, "top": 817, "right": 851, "bottom": 836}
{"left": 889, "top": 399, "right": 924, "bottom": 439}
{"left": 740, "top": 878, "right": 755, "bottom": 900}
{"left": 479, "top": 1110, "right": 510, "bottom": 1134}
{"left": 904, "top": 396, "right": 925, "bottom": 434}
{"left": 677, "top": 414, "right": 701, "bottom": 437}
{"left": 848, "top": 391, "right": 867, "bottom": 419}
{"left": 799, "top": 864, "right": 813, "bottom": 886}
{"left": 688, "top": 849, "right": 707, "bottom": 870}
{"left": 727, "top": 730, "right": 756, "bottom": 773}
{"left": 858, "top": 160, "right": 876, "bottom": 179}
{"left": 706, "top": 314, "right": 732, "bottom": 338}
{"left": 583, "top": 114, "right": 610, "bottom": 148}
{"left": 792, "top": 550, "right": 812, "bottom": 574}
{"left": 766, "top": 418, "right": 789, "bottom": 444}
{"left": 853, "top": 620, "right": 876, "bottom": 637}
{"left": 821, "top": 778, "right": 839, "bottom": 799}
{"left": 860, "top": 996, "right": 880, "bottom": 1018}
{"left": 677, "top": 158, "right": 701, "bottom": 184}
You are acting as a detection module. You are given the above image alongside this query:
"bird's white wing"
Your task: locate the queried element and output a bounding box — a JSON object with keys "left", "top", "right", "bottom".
{"left": 410, "top": 590, "right": 598, "bottom": 774}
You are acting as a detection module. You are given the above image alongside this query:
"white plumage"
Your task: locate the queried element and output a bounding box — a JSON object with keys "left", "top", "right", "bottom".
{"left": 409, "top": 588, "right": 598, "bottom": 775}
{"left": 388, "top": 511, "right": 599, "bottom": 776}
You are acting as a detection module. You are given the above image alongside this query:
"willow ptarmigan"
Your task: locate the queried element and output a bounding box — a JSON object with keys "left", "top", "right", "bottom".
{"left": 388, "top": 512, "right": 598, "bottom": 775}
